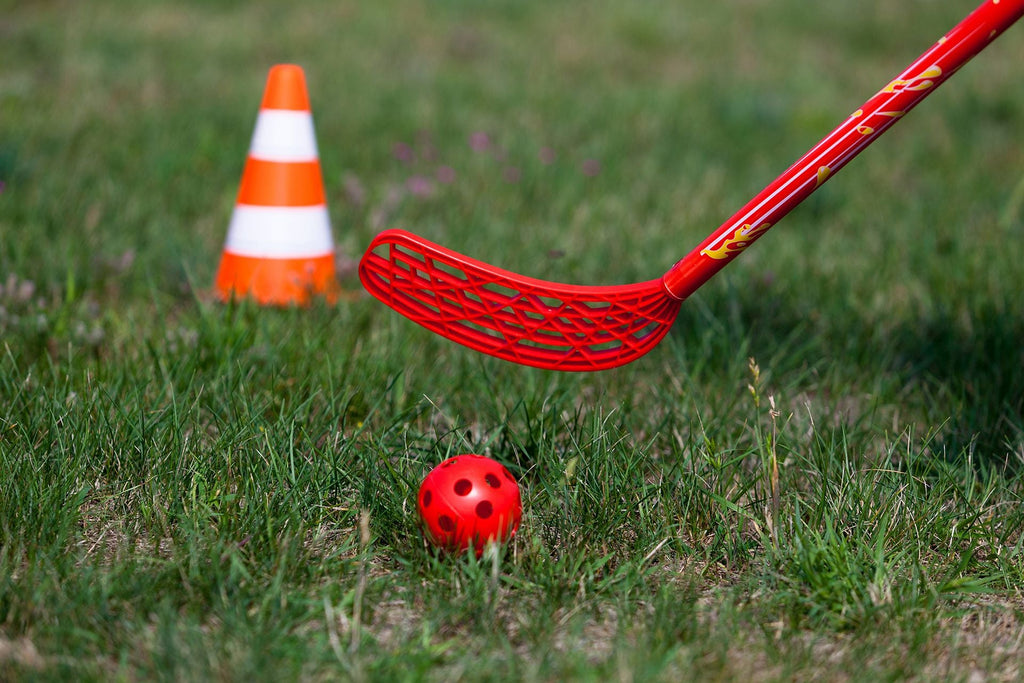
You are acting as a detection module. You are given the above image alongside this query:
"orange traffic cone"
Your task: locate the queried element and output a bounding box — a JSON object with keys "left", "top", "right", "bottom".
{"left": 215, "top": 64, "right": 338, "bottom": 305}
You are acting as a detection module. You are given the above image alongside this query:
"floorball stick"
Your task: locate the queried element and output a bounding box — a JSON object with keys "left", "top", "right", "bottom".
{"left": 360, "top": 0, "right": 1023, "bottom": 371}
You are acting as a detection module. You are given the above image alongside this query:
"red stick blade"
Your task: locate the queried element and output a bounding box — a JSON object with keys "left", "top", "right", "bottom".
{"left": 358, "top": 229, "right": 681, "bottom": 371}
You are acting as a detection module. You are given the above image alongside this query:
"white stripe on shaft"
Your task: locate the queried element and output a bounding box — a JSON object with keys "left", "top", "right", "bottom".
{"left": 223, "top": 205, "right": 334, "bottom": 258}
{"left": 248, "top": 110, "right": 319, "bottom": 162}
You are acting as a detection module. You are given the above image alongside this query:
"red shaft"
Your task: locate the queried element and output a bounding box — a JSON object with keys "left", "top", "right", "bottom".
{"left": 662, "top": 0, "right": 1024, "bottom": 300}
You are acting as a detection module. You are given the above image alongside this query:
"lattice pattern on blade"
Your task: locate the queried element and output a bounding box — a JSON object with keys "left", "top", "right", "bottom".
{"left": 359, "top": 229, "right": 681, "bottom": 371}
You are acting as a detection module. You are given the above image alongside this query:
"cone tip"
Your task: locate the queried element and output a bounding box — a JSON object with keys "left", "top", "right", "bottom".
{"left": 261, "top": 64, "right": 311, "bottom": 111}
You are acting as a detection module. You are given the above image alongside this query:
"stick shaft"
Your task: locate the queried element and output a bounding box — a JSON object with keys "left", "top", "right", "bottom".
{"left": 662, "top": 0, "right": 1024, "bottom": 299}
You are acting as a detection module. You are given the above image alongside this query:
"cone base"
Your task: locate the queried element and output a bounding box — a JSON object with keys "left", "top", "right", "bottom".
{"left": 215, "top": 251, "right": 338, "bottom": 306}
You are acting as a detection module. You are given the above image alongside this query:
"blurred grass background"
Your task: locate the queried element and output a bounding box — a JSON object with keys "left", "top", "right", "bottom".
{"left": 2, "top": 0, "right": 1023, "bottom": 680}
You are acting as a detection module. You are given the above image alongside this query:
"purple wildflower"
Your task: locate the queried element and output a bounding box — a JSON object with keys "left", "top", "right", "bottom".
{"left": 406, "top": 175, "right": 435, "bottom": 197}
{"left": 392, "top": 142, "right": 415, "bottom": 164}
{"left": 436, "top": 166, "right": 456, "bottom": 184}
{"left": 469, "top": 131, "right": 491, "bottom": 152}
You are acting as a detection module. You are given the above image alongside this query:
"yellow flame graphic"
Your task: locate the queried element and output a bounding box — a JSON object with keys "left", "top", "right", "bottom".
{"left": 882, "top": 65, "right": 942, "bottom": 93}
{"left": 701, "top": 223, "right": 773, "bottom": 260}
{"left": 816, "top": 166, "right": 831, "bottom": 187}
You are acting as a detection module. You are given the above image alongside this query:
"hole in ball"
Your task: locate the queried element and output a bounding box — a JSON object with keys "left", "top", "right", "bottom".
{"left": 438, "top": 515, "right": 455, "bottom": 532}
{"left": 476, "top": 500, "right": 493, "bottom": 519}
{"left": 502, "top": 467, "right": 515, "bottom": 482}
{"left": 454, "top": 479, "right": 472, "bottom": 496}
{"left": 442, "top": 458, "right": 458, "bottom": 468}
{"left": 422, "top": 489, "right": 432, "bottom": 507}
{"left": 484, "top": 473, "right": 501, "bottom": 488}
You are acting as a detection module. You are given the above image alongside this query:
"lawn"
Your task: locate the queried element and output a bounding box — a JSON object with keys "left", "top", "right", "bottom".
{"left": 2, "top": 0, "right": 1024, "bottom": 680}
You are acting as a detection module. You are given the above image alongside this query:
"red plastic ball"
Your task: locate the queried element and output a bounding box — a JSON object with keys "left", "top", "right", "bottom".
{"left": 417, "top": 454, "right": 522, "bottom": 556}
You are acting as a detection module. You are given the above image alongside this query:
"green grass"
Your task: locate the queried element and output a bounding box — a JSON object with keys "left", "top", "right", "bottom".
{"left": 2, "top": 0, "right": 1024, "bottom": 679}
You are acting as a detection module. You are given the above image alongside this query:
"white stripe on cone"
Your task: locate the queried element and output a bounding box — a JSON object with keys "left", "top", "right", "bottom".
{"left": 248, "top": 110, "right": 319, "bottom": 162}
{"left": 224, "top": 205, "right": 334, "bottom": 258}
